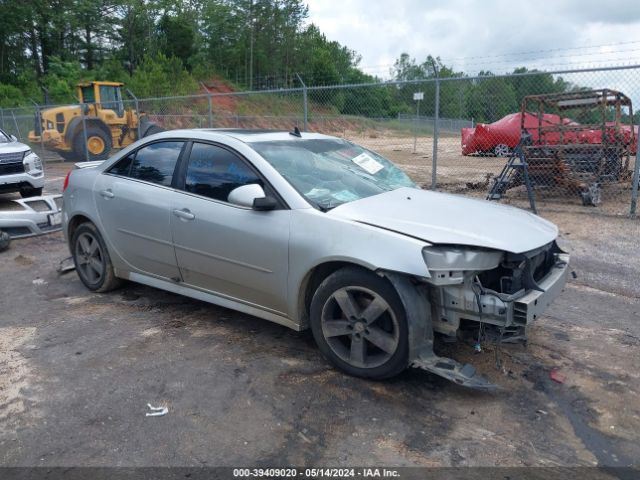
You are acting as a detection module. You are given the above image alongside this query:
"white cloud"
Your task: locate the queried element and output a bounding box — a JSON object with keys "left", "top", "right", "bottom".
{"left": 305, "top": 0, "right": 640, "bottom": 78}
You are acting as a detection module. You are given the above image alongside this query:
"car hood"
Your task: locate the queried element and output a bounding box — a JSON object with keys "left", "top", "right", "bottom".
{"left": 0, "top": 141, "right": 30, "bottom": 155}
{"left": 328, "top": 187, "right": 557, "bottom": 254}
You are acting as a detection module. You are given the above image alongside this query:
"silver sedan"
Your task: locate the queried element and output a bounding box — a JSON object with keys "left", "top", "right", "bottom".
{"left": 62, "top": 129, "right": 569, "bottom": 388}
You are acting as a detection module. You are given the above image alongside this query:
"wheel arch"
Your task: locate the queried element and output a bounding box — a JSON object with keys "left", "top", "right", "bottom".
{"left": 66, "top": 213, "right": 95, "bottom": 248}
{"left": 296, "top": 259, "right": 403, "bottom": 331}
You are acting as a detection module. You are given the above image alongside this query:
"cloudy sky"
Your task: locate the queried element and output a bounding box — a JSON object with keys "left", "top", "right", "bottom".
{"left": 305, "top": 0, "right": 640, "bottom": 78}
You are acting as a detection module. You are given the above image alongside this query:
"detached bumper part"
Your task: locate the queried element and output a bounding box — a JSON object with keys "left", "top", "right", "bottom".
{"left": 513, "top": 253, "right": 570, "bottom": 325}
{"left": 411, "top": 352, "right": 497, "bottom": 390}
{"left": 414, "top": 252, "right": 568, "bottom": 389}
{"left": 0, "top": 194, "right": 63, "bottom": 238}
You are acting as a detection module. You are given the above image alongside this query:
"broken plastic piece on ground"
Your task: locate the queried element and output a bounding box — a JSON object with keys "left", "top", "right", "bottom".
{"left": 57, "top": 256, "right": 75, "bottom": 274}
{"left": 145, "top": 403, "right": 168, "bottom": 417}
{"left": 550, "top": 368, "right": 566, "bottom": 384}
{"left": 411, "top": 352, "right": 497, "bottom": 390}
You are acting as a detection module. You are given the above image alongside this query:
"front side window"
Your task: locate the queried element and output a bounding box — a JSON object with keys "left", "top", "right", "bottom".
{"left": 99, "top": 86, "right": 124, "bottom": 116}
{"left": 108, "top": 141, "right": 183, "bottom": 187}
{"left": 184, "top": 142, "right": 263, "bottom": 202}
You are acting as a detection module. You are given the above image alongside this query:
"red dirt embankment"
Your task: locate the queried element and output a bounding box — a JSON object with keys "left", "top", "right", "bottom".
{"left": 201, "top": 77, "right": 237, "bottom": 113}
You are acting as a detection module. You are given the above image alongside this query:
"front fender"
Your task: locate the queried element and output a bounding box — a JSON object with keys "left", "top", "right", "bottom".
{"left": 288, "top": 209, "right": 431, "bottom": 324}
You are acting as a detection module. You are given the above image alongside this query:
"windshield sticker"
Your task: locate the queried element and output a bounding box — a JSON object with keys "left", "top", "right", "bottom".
{"left": 306, "top": 187, "right": 331, "bottom": 199}
{"left": 332, "top": 189, "right": 360, "bottom": 202}
{"left": 351, "top": 152, "right": 383, "bottom": 175}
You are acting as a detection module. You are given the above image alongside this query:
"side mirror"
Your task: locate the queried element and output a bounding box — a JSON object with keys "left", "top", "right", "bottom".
{"left": 227, "top": 184, "right": 277, "bottom": 211}
{"left": 252, "top": 196, "right": 278, "bottom": 211}
{"left": 9, "top": 135, "right": 17, "bottom": 142}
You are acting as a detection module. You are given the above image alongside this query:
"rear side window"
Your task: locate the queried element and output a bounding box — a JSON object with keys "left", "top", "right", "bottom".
{"left": 109, "top": 154, "right": 134, "bottom": 176}
{"left": 108, "top": 141, "right": 183, "bottom": 186}
{"left": 184, "top": 143, "right": 263, "bottom": 202}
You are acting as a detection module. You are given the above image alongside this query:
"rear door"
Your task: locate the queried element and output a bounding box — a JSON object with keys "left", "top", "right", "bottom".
{"left": 94, "top": 140, "right": 185, "bottom": 280}
{"left": 171, "top": 142, "right": 291, "bottom": 315}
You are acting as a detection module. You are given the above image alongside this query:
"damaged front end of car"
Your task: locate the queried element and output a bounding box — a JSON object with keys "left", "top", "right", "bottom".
{"left": 386, "top": 241, "right": 570, "bottom": 389}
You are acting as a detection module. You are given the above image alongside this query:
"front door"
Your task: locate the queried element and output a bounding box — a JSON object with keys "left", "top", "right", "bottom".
{"left": 171, "top": 142, "right": 291, "bottom": 315}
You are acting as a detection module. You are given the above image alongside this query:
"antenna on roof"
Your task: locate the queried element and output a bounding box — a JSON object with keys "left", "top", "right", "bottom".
{"left": 289, "top": 126, "right": 302, "bottom": 138}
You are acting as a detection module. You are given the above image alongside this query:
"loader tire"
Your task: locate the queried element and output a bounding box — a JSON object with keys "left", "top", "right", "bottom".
{"left": 143, "top": 125, "right": 164, "bottom": 137}
{"left": 73, "top": 127, "right": 112, "bottom": 162}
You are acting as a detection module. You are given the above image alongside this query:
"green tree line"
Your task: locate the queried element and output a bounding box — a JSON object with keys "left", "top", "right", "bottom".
{"left": 1, "top": 0, "right": 635, "bottom": 125}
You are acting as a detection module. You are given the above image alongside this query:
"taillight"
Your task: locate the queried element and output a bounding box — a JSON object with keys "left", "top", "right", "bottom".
{"left": 63, "top": 170, "right": 72, "bottom": 191}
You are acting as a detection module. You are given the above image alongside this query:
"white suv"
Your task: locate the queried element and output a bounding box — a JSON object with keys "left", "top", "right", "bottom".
{"left": 0, "top": 128, "right": 44, "bottom": 198}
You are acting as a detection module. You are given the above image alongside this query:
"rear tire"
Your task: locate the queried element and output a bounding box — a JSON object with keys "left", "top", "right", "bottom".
{"left": 58, "top": 151, "right": 77, "bottom": 162}
{"left": 310, "top": 267, "right": 409, "bottom": 380}
{"left": 20, "top": 187, "right": 43, "bottom": 198}
{"left": 143, "top": 125, "right": 164, "bottom": 137}
{"left": 71, "top": 222, "right": 122, "bottom": 292}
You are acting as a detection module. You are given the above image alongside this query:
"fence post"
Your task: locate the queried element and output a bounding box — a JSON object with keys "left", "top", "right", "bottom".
{"left": 296, "top": 73, "right": 308, "bottom": 131}
{"left": 630, "top": 130, "right": 640, "bottom": 217}
{"left": 126, "top": 89, "right": 141, "bottom": 140}
{"left": 208, "top": 94, "right": 213, "bottom": 128}
{"left": 11, "top": 111, "right": 21, "bottom": 140}
{"left": 431, "top": 76, "right": 440, "bottom": 190}
{"left": 81, "top": 111, "right": 89, "bottom": 162}
{"left": 0, "top": 107, "right": 4, "bottom": 131}
{"left": 37, "top": 105, "right": 46, "bottom": 162}
{"left": 413, "top": 96, "right": 420, "bottom": 154}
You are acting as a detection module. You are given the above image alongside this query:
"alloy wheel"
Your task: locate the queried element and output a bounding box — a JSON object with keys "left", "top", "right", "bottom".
{"left": 320, "top": 286, "right": 400, "bottom": 369}
{"left": 75, "top": 232, "right": 105, "bottom": 285}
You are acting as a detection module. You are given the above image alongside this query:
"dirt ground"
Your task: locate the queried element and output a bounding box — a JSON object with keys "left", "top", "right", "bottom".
{"left": 0, "top": 155, "right": 639, "bottom": 471}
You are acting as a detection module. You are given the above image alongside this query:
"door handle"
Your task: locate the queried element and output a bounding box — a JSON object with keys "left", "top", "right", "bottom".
{"left": 100, "top": 189, "right": 114, "bottom": 199}
{"left": 172, "top": 208, "right": 195, "bottom": 221}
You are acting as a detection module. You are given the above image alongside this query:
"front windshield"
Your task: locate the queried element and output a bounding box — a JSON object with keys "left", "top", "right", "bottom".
{"left": 252, "top": 138, "right": 416, "bottom": 210}
{"left": 0, "top": 128, "right": 10, "bottom": 143}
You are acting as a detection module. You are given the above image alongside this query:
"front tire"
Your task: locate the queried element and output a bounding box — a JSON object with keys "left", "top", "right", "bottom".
{"left": 0, "top": 231, "right": 10, "bottom": 252}
{"left": 73, "top": 127, "right": 112, "bottom": 161}
{"left": 310, "top": 267, "right": 409, "bottom": 380}
{"left": 71, "top": 222, "right": 121, "bottom": 292}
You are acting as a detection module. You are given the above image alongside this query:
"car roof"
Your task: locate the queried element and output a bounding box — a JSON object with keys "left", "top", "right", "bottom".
{"left": 151, "top": 128, "right": 339, "bottom": 144}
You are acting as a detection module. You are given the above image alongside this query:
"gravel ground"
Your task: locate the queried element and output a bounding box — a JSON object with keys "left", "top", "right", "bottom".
{"left": 0, "top": 157, "right": 638, "bottom": 470}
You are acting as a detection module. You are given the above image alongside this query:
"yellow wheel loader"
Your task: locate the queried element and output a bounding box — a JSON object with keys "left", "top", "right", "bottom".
{"left": 28, "top": 81, "right": 161, "bottom": 162}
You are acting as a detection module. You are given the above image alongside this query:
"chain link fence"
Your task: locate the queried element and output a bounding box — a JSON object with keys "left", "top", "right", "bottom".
{"left": 2, "top": 64, "right": 639, "bottom": 217}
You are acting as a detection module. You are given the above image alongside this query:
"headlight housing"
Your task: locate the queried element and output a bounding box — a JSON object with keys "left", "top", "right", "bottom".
{"left": 23, "top": 150, "right": 43, "bottom": 175}
{"left": 422, "top": 246, "right": 504, "bottom": 286}
{"left": 422, "top": 246, "right": 503, "bottom": 272}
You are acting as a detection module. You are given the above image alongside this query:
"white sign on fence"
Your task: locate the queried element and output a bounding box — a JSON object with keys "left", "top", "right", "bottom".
{"left": 413, "top": 92, "right": 424, "bottom": 101}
